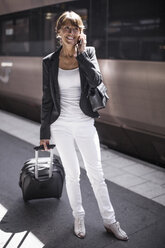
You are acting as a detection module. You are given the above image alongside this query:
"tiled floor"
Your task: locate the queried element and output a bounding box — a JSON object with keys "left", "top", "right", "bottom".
{"left": 0, "top": 110, "right": 165, "bottom": 206}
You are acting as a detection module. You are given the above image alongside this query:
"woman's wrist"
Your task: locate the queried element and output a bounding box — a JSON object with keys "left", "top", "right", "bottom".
{"left": 77, "top": 49, "right": 83, "bottom": 56}
{"left": 74, "top": 46, "right": 85, "bottom": 57}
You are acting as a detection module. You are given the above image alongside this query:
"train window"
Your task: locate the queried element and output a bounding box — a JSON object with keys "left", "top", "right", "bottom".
{"left": 88, "top": 0, "right": 108, "bottom": 58}
{"left": 1, "top": 17, "right": 29, "bottom": 55}
{"left": 107, "top": 0, "right": 165, "bottom": 61}
{"left": 43, "top": 12, "right": 57, "bottom": 54}
{"left": 0, "top": 1, "right": 90, "bottom": 57}
{"left": 0, "top": 0, "right": 164, "bottom": 61}
{"left": 29, "top": 10, "right": 43, "bottom": 56}
{"left": 42, "top": 5, "right": 67, "bottom": 55}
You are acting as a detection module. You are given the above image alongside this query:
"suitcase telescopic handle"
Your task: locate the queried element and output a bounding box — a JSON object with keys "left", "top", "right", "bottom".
{"left": 34, "top": 144, "right": 55, "bottom": 151}
{"left": 34, "top": 144, "right": 55, "bottom": 179}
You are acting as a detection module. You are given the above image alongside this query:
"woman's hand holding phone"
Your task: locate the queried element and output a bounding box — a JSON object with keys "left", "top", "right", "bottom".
{"left": 76, "top": 33, "right": 87, "bottom": 55}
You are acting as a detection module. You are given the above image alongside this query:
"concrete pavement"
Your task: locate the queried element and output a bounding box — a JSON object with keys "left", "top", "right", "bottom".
{"left": 0, "top": 110, "right": 165, "bottom": 248}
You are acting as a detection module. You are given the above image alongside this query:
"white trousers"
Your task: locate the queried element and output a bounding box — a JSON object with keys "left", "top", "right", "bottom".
{"left": 51, "top": 119, "right": 116, "bottom": 224}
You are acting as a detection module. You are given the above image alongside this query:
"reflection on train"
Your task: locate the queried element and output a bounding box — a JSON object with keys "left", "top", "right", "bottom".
{"left": 0, "top": 0, "right": 165, "bottom": 167}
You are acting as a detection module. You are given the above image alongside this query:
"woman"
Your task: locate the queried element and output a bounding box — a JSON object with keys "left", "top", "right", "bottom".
{"left": 40, "top": 11, "right": 128, "bottom": 241}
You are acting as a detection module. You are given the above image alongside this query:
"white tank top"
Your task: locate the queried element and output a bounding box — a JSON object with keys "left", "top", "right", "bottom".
{"left": 56, "top": 67, "right": 92, "bottom": 122}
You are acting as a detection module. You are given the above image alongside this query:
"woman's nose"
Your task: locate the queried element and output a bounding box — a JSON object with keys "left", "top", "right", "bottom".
{"left": 68, "top": 28, "right": 74, "bottom": 34}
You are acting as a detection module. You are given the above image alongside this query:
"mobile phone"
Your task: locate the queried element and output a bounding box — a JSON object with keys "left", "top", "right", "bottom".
{"left": 77, "top": 39, "right": 82, "bottom": 45}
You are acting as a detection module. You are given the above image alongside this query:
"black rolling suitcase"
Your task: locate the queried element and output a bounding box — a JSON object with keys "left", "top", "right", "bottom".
{"left": 19, "top": 144, "right": 65, "bottom": 202}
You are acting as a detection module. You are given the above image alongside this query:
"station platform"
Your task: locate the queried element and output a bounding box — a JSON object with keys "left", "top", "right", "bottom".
{"left": 0, "top": 110, "right": 165, "bottom": 248}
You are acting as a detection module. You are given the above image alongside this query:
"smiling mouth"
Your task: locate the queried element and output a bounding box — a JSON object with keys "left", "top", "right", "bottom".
{"left": 66, "top": 36, "right": 74, "bottom": 40}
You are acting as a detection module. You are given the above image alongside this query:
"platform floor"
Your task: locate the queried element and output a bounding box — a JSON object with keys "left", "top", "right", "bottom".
{"left": 0, "top": 110, "right": 165, "bottom": 248}
{"left": 0, "top": 110, "right": 165, "bottom": 206}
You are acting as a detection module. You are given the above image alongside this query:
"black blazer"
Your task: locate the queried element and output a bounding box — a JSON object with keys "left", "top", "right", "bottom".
{"left": 40, "top": 46, "right": 103, "bottom": 139}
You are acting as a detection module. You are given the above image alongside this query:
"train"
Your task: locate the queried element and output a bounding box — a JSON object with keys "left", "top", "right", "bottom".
{"left": 0, "top": 0, "right": 165, "bottom": 167}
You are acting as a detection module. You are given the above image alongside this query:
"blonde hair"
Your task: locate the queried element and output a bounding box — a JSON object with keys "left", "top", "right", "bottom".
{"left": 55, "top": 11, "right": 84, "bottom": 37}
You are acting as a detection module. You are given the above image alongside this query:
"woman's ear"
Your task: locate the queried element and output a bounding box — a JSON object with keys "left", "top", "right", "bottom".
{"left": 56, "top": 30, "right": 62, "bottom": 40}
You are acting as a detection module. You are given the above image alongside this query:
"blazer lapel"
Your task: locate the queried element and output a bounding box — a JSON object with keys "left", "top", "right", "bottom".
{"left": 50, "top": 47, "right": 61, "bottom": 106}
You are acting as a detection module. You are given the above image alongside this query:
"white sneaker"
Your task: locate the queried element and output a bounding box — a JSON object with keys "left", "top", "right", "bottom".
{"left": 104, "top": 221, "right": 128, "bottom": 241}
{"left": 74, "top": 217, "right": 86, "bottom": 239}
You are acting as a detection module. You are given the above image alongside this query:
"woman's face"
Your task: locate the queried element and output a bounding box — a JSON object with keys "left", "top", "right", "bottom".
{"left": 58, "top": 20, "right": 81, "bottom": 46}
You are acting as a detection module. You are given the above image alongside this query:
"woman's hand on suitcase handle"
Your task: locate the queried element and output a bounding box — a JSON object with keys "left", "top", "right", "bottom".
{"left": 40, "top": 139, "right": 50, "bottom": 151}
